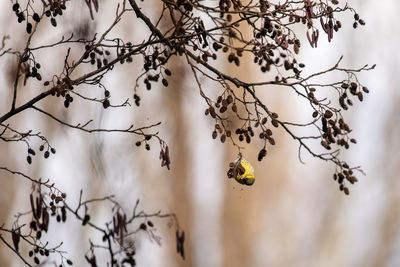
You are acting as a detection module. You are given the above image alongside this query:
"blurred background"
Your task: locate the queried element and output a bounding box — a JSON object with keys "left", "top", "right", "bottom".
{"left": 0, "top": 1, "right": 399, "bottom": 266}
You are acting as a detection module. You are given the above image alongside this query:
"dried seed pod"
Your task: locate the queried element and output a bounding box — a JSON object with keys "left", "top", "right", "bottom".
{"left": 321, "top": 140, "right": 328, "bottom": 148}
{"left": 28, "top": 148, "right": 35, "bottom": 155}
{"left": 102, "top": 99, "right": 110, "bottom": 109}
{"left": 213, "top": 42, "right": 221, "bottom": 50}
{"left": 12, "top": 3, "right": 19, "bottom": 11}
{"left": 221, "top": 99, "right": 228, "bottom": 107}
{"left": 226, "top": 95, "right": 233, "bottom": 104}
{"left": 343, "top": 187, "right": 349, "bottom": 195}
{"left": 261, "top": 117, "right": 267, "bottom": 125}
{"left": 82, "top": 214, "right": 90, "bottom": 225}
{"left": 97, "top": 58, "right": 102, "bottom": 69}
{"left": 338, "top": 173, "right": 345, "bottom": 183}
{"left": 17, "top": 12, "right": 25, "bottom": 23}
{"left": 258, "top": 148, "right": 267, "bottom": 161}
{"left": 294, "top": 43, "right": 299, "bottom": 54}
{"left": 210, "top": 109, "right": 217, "bottom": 118}
{"left": 268, "top": 137, "right": 275, "bottom": 145}
{"left": 231, "top": 103, "right": 237, "bottom": 112}
{"left": 33, "top": 13, "right": 40, "bottom": 22}
{"left": 50, "top": 17, "right": 57, "bottom": 27}
{"left": 220, "top": 134, "right": 226, "bottom": 143}
{"left": 357, "top": 92, "right": 363, "bottom": 102}
{"left": 212, "top": 131, "right": 217, "bottom": 139}
{"left": 30, "top": 220, "right": 37, "bottom": 230}
{"left": 26, "top": 23, "right": 32, "bottom": 34}
{"left": 162, "top": 78, "right": 168, "bottom": 87}
{"left": 271, "top": 119, "right": 279, "bottom": 128}
{"left": 324, "top": 110, "right": 333, "bottom": 119}
{"left": 347, "top": 99, "right": 353, "bottom": 106}
{"left": 339, "top": 97, "right": 348, "bottom": 110}
{"left": 64, "top": 99, "right": 70, "bottom": 108}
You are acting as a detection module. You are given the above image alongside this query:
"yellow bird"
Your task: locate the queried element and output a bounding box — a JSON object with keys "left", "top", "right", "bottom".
{"left": 227, "top": 155, "right": 255, "bottom": 186}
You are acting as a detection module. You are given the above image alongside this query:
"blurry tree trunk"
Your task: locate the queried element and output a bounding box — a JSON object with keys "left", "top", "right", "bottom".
{"left": 219, "top": 19, "right": 290, "bottom": 266}
{"left": 126, "top": 1, "right": 193, "bottom": 265}
{"left": 365, "top": 82, "right": 400, "bottom": 267}
{"left": 0, "top": 60, "right": 18, "bottom": 267}
{"left": 164, "top": 61, "right": 193, "bottom": 266}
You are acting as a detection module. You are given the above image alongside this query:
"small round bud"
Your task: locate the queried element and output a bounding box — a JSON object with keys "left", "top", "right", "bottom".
{"left": 102, "top": 99, "right": 110, "bottom": 109}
